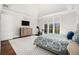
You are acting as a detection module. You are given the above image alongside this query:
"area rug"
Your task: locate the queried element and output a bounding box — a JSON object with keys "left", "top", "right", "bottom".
{"left": 9, "top": 36, "right": 54, "bottom": 55}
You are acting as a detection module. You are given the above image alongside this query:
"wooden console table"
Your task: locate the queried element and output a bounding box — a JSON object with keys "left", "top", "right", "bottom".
{"left": 20, "top": 27, "right": 32, "bottom": 37}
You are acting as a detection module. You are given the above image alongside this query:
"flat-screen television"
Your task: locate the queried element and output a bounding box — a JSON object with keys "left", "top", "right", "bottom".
{"left": 22, "top": 20, "right": 30, "bottom": 26}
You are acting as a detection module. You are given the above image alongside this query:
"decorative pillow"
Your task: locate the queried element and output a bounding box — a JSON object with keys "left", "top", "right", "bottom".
{"left": 67, "top": 31, "right": 74, "bottom": 40}
{"left": 72, "top": 32, "right": 79, "bottom": 43}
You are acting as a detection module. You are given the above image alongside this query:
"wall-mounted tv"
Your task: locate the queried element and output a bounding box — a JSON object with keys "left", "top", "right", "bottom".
{"left": 22, "top": 20, "right": 30, "bottom": 26}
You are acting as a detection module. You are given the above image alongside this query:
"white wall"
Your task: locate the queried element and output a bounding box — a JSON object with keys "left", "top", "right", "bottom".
{"left": 11, "top": 5, "right": 39, "bottom": 37}
{"left": 1, "top": 10, "right": 38, "bottom": 40}
{"left": 75, "top": 5, "right": 79, "bottom": 26}
{"left": 0, "top": 14, "right": 1, "bottom": 40}
{"left": 38, "top": 4, "right": 79, "bottom": 35}
{"left": 38, "top": 10, "right": 77, "bottom": 35}
{"left": 0, "top": 9, "right": 1, "bottom": 53}
{"left": 0, "top": 4, "right": 2, "bottom": 12}
{"left": 0, "top": 41, "right": 1, "bottom": 54}
{"left": 1, "top": 4, "right": 79, "bottom": 40}
{"left": 0, "top": 5, "right": 2, "bottom": 40}
{"left": 1, "top": 14, "right": 14, "bottom": 40}
{"left": 10, "top": 4, "right": 38, "bottom": 37}
{"left": 0, "top": 9, "right": 23, "bottom": 40}
{"left": 0, "top": 4, "right": 38, "bottom": 40}
{"left": 60, "top": 12, "right": 76, "bottom": 34}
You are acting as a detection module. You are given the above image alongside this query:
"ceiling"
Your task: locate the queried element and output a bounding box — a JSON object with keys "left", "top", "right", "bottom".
{"left": 5, "top": 4, "right": 77, "bottom": 17}
{"left": 38, "top": 4, "right": 67, "bottom": 16}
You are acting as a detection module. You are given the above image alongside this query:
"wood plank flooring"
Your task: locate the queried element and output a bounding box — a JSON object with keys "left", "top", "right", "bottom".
{"left": 1, "top": 40, "right": 16, "bottom": 55}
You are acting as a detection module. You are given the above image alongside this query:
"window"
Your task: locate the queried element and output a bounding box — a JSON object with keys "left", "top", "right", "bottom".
{"left": 44, "top": 24, "right": 48, "bottom": 34}
{"left": 49, "top": 24, "right": 53, "bottom": 33}
{"left": 54, "top": 23, "right": 60, "bottom": 34}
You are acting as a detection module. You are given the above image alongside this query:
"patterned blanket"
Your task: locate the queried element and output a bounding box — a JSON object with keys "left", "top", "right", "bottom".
{"left": 34, "top": 34, "right": 71, "bottom": 54}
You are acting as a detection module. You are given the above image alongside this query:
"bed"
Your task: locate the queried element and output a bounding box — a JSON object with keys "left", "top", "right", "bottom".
{"left": 33, "top": 34, "right": 71, "bottom": 55}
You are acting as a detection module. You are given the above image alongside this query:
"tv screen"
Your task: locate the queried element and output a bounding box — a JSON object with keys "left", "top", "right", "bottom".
{"left": 22, "top": 20, "right": 30, "bottom": 26}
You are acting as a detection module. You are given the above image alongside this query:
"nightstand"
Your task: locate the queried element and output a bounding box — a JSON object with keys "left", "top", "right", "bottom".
{"left": 67, "top": 42, "right": 79, "bottom": 55}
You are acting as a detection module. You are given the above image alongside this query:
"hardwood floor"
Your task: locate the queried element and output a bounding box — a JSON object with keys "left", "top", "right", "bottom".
{"left": 1, "top": 40, "right": 16, "bottom": 55}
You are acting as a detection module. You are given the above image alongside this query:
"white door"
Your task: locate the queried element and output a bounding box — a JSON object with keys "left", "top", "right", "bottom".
{"left": 1, "top": 14, "right": 13, "bottom": 40}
